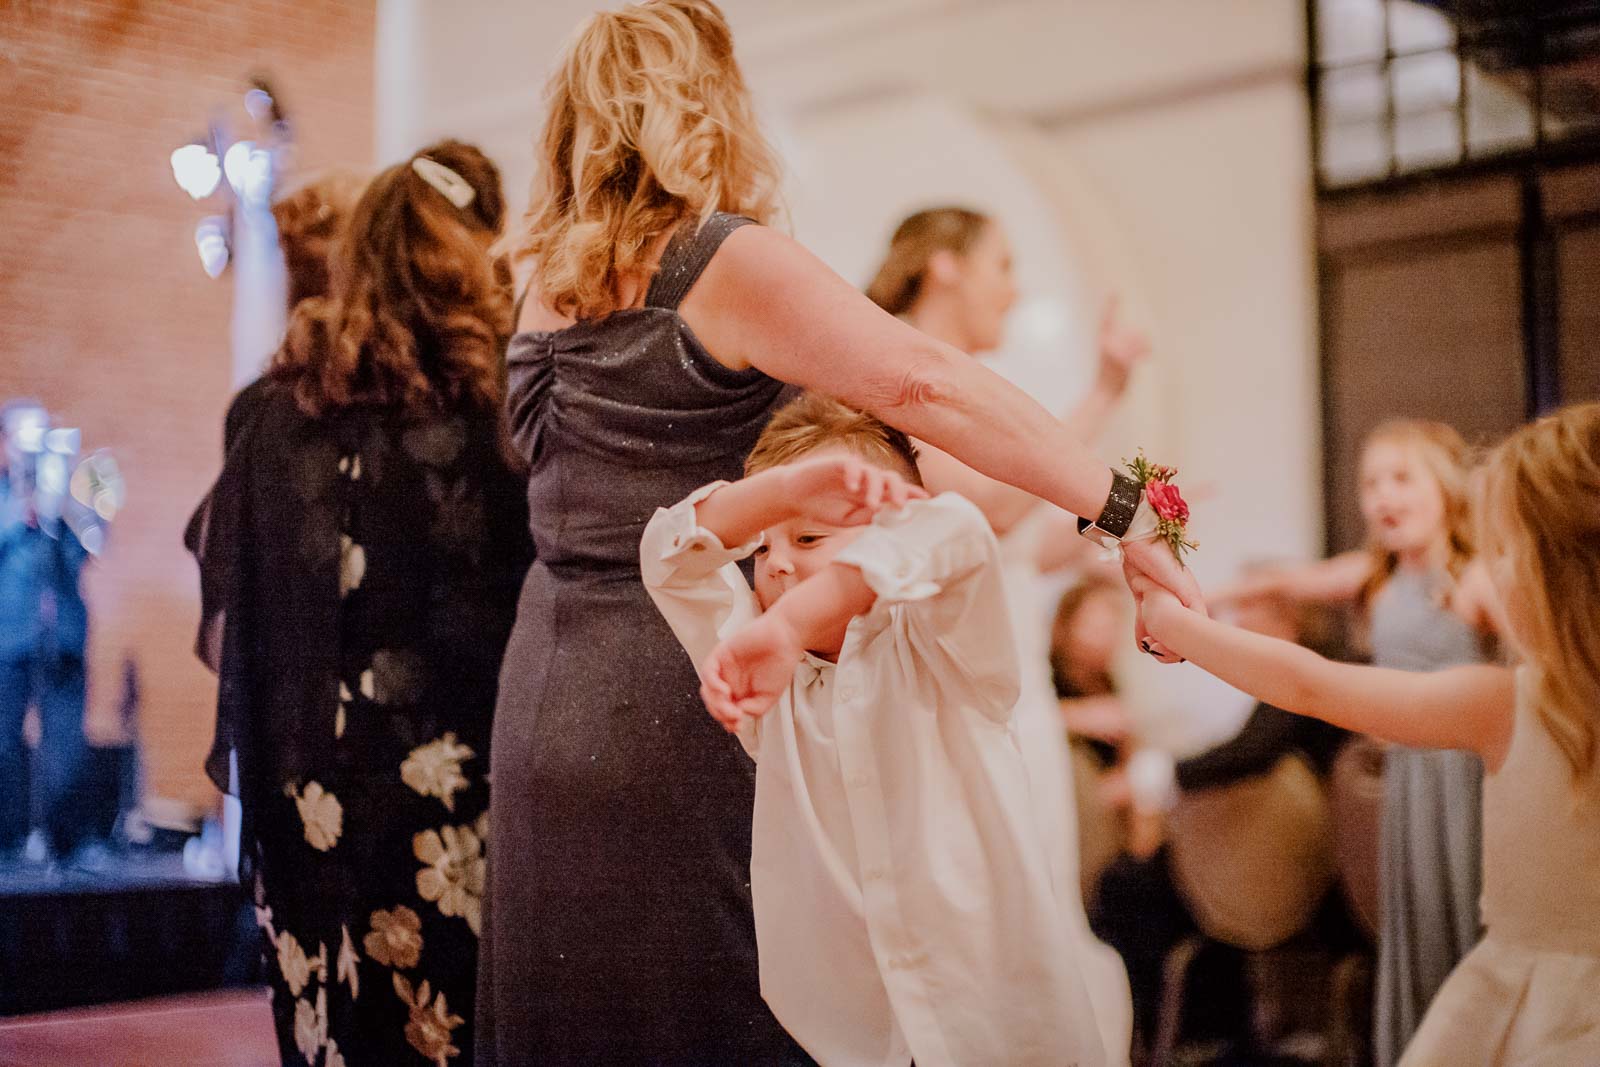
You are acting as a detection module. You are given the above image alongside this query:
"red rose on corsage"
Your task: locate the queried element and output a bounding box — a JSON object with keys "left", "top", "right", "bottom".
{"left": 1145, "top": 480, "right": 1189, "bottom": 523}
{"left": 1126, "top": 451, "right": 1198, "bottom": 562}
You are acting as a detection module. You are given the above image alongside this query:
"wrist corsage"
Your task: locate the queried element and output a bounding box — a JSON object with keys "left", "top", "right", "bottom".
{"left": 1124, "top": 451, "right": 1197, "bottom": 562}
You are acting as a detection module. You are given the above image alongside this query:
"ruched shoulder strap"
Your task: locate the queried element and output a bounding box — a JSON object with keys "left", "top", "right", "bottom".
{"left": 644, "top": 212, "right": 753, "bottom": 311}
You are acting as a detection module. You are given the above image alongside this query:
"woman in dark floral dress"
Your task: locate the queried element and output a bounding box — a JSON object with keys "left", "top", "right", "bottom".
{"left": 187, "top": 140, "right": 531, "bottom": 1067}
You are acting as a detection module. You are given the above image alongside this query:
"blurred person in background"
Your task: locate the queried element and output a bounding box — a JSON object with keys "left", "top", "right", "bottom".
{"left": 1053, "top": 576, "right": 1350, "bottom": 1060}
{"left": 0, "top": 398, "right": 92, "bottom": 868}
{"left": 186, "top": 140, "right": 532, "bottom": 1067}
{"left": 1213, "top": 419, "right": 1498, "bottom": 1067}
{"left": 867, "top": 206, "right": 1147, "bottom": 1064}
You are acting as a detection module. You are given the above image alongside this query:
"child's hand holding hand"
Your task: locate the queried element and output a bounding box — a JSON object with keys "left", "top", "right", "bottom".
{"left": 700, "top": 614, "right": 806, "bottom": 731}
{"left": 1123, "top": 562, "right": 1190, "bottom": 662}
{"left": 779, "top": 455, "right": 926, "bottom": 528}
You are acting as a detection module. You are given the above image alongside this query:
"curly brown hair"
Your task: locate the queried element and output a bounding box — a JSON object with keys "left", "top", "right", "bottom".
{"left": 272, "top": 140, "right": 512, "bottom": 420}
{"left": 272, "top": 170, "right": 366, "bottom": 309}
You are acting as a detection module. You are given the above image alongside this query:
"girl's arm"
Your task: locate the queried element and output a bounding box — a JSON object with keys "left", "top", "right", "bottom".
{"left": 682, "top": 226, "right": 1202, "bottom": 611}
{"left": 1451, "top": 560, "right": 1509, "bottom": 638}
{"left": 1210, "top": 550, "right": 1372, "bottom": 608}
{"left": 1138, "top": 584, "right": 1515, "bottom": 765}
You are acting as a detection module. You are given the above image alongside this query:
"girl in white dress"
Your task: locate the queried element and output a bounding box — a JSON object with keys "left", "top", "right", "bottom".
{"left": 1126, "top": 401, "right": 1600, "bottom": 1066}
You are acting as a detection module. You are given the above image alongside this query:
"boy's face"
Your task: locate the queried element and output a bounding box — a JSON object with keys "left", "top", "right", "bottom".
{"left": 753, "top": 514, "right": 868, "bottom": 617}
{"left": 752, "top": 446, "right": 885, "bottom": 620}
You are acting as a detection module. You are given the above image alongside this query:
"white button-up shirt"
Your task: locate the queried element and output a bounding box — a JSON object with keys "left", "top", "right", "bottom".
{"left": 642, "top": 487, "right": 1105, "bottom": 1067}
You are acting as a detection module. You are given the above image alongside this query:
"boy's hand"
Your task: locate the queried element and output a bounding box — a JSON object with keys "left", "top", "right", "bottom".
{"left": 700, "top": 614, "right": 806, "bottom": 731}
{"left": 780, "top": 455, "right": 926, "bottom": 529}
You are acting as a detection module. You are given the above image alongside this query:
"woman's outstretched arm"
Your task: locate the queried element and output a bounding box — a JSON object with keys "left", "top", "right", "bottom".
{"left": 683, "top": 225, "right": 1201, "bottom": 608}
{"left": 916, "top": 297, "right": 1146, "bottom": 536}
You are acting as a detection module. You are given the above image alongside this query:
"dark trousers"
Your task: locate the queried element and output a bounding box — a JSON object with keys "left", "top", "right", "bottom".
{"left": 0, "top": 654, "right": 89, "bottom": 854}
{"left": 1090, "top": 847, "right": 1249, "bottom": 1048}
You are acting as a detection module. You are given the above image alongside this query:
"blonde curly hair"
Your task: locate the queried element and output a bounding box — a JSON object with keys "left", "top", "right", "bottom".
{"left": 509, "top": 0, "right": 783, "bottom": 321}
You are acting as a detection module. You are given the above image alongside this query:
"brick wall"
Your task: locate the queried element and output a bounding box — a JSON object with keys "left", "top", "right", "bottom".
{"left": 0, "top": 0, "right": 375, "bottom": 814}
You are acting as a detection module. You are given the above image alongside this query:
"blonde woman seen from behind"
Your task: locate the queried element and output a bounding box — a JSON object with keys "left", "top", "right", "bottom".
{"left": 481, "top": 3, "right": 1200, "bottom": 1063}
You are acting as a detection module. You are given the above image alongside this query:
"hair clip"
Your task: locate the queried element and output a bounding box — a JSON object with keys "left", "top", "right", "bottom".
{"left": 411, "top": 157, "right": 476, "bottom": 210}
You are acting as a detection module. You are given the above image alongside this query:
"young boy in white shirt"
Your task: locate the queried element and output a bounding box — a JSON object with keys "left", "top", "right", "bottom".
{"left": 641, "top": 393, "right": 1105, "bottom": 1067}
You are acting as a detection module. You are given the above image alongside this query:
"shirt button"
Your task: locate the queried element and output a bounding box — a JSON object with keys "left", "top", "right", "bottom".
{"left": 837, "top": 685, "right": 857, "bottom": 701}
{"left": 690, "top": 542, "right": 706, "bottom": 552}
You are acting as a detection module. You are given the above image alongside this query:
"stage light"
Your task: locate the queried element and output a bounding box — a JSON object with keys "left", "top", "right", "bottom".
{"left": 196, "top": 216, "right": 231, "bottom": 278}
{"left": 243, "top": 86, "right": 275, "bottom": 122}
{"left": 11, "top": 408, "right": 47, "bottom": 453}
{"left": 171, "top": 143, "right": 221, "bottom": 200}
{"left": 44, "top": 427, "right": 80, "bottom": 455}
{"left": 223, "top": 140, "right": 273, "bottom": 205}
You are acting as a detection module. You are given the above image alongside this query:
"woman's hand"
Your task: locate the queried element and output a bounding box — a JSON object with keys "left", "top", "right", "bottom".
{"left": 699, "top": 614, "right": 806, "bottom": 731}
{"left": 780, "top": 454, "right": 926, "bottom": 528}
{"left": 1095, "top": 295, "right": 1150, "bottom": 397}
{"left": 1122, "top": 539, "right": 1205, "bottom": 662}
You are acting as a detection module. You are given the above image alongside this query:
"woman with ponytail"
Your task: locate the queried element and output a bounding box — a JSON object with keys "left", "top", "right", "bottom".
{"left": 866, "top": 206, "right": 1148, "bottom": 1065}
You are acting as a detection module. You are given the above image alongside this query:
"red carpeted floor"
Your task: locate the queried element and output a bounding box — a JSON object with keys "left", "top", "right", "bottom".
{"left": 0, "top": 988, "right": 277, "bottom": 1067}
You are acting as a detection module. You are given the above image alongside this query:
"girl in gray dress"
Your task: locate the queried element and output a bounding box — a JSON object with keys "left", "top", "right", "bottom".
{"left": 1216, "top": 419, "right": 1500, "bottom": 1066}
{"left": 477, "top": 3, "right": 1203, "bottom": 1063}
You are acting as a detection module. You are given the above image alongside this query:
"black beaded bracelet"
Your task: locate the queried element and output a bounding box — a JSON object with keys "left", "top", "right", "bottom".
{"left": 1076, "top": 470, "right": 1143, "bottom": 545}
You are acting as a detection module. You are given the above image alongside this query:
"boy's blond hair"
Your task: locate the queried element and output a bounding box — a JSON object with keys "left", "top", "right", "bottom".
{"left": 1481, "top": 401, "right": 1600, "bottom": 779}
{"left": 745, "top": 392, "right": 922, "bottom": 486}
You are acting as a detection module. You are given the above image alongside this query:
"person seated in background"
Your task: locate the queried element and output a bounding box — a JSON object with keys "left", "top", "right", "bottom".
{"left": 642, "top": 392, "right": 1108, "bottom": 1067}
{"left": 1052, "top": 573, "right": 1353, "bottom": 1059}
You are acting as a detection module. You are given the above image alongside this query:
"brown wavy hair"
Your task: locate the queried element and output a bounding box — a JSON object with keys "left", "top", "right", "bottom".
{"left": 1356, "top": 419, "right": 1477, "bottom": 609}
{"left": 272, "top": 140, "right": 511, "bottom": 419}
{"left": 865, "top": 206, "right": 991, "bottom": 315}
{"left": 509, "top": 0, "right": 783, "bottom": 321}
{"left": 272, "top": 170, "right": 366, "bottom": 309}
{"left": 1480, "top": 402, "right": 1600, "bottom": 779}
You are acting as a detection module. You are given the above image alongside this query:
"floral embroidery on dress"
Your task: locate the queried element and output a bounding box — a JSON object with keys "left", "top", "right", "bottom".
{"left": 414, "top": 824, "right": 485, "bottom": 935}
{"left": 291, "top": 781, "right": 344, "bottom": 852}
{"left": 337, "top": 924, "right": 361, "bottom": 999}
{"left": 401, "top": 734, "right": 474, "bottom": 812}
{"left": 339, "top": 533, "right": 366, "bottom": 597}
{"left": 336, "top": 682, "right": 353, "bottom": 740}
{"left": 364, "top": 905, "right": 424, "bottom": 969}
{"left": 325, "top": 1038, "right": 347, "bottom": 1067}
{"left": 275, "top": 929, "right": 328, "bottom": 998}
{"left": 394, "top": 973, "right": 463, "bottom": 1067}
{"left": 293, "top": 986, "right": 328, "bottom": 1062}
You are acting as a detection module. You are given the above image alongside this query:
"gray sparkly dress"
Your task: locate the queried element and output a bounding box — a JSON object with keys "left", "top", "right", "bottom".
{"left": 478, "top": 215, "right": 809, "bottom": 1065}
{"left": 1368, "top": 568, "right": 1486, "bottom": 1067}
